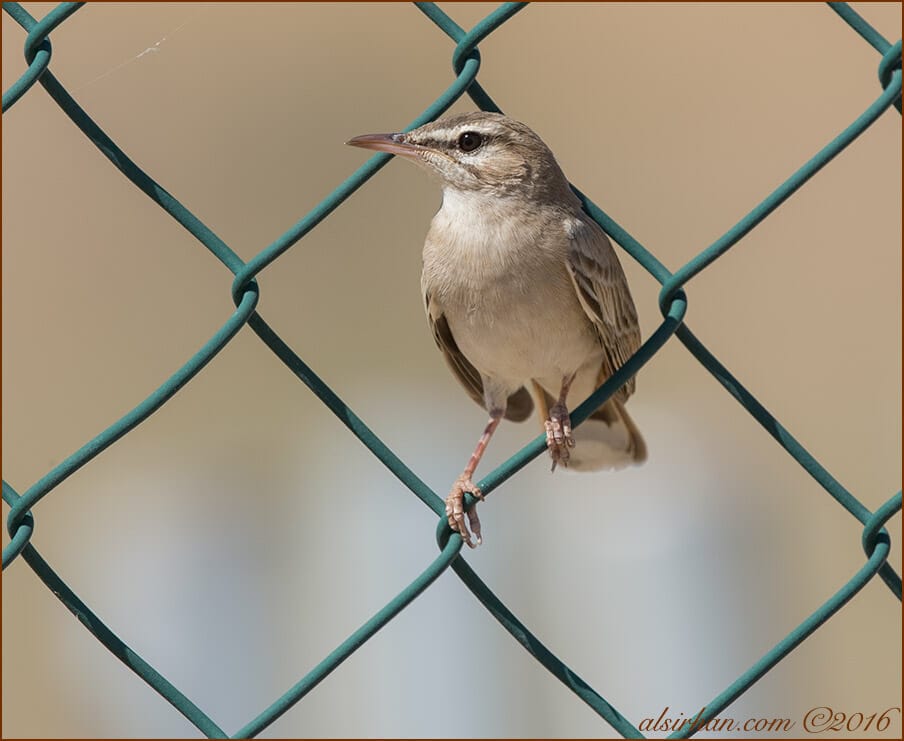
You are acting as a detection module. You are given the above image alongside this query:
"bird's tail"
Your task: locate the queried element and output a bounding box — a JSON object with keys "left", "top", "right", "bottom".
{"left": 569, "top": 397, "right": 647, "bottom": 471}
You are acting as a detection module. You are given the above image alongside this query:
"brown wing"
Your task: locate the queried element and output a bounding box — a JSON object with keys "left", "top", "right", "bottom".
{"left": 425, "top": 292, "right": 533, "bottom": 422}
{"left": 565, "top": 218, "right": 641, "bottom": 402}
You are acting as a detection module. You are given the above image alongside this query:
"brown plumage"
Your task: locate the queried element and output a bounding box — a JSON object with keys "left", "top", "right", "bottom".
{"left": 349, "top": 112, "right": 645, "bottom": 547}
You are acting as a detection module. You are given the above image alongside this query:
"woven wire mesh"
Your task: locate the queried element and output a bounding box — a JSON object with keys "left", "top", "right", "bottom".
{"left": 2, "top": 2, "right": 901, "bottom": 737}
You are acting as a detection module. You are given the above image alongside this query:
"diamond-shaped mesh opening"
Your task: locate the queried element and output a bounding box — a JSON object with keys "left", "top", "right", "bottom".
{"left": 3, "top": 2, "right": 900, "bottom": 737}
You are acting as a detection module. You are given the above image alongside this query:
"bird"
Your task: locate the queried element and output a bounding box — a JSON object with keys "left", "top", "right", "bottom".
{"left": 348, "top": 111, "right": 645, "bottom": 548}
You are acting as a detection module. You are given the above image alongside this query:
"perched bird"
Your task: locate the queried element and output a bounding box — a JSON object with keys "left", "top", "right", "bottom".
{"left": 348, "top": 112, "right": 645, "bottom": 547}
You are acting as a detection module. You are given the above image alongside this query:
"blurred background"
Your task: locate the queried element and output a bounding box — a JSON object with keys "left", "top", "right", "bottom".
{"left": 3, "top": 2, "right": 901, "bottom": 738}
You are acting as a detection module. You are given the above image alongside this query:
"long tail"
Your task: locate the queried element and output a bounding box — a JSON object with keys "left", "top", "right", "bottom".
{"left": 568, "top": 397, "right": 646, "bottom": 471}
{"left": 532, "top": 381, "right": 646, "bottom": 472}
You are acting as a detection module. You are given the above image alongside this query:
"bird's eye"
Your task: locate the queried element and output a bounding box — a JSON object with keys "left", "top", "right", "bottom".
{"left": 457, "top": 131, "right": 483, "bottom": 152}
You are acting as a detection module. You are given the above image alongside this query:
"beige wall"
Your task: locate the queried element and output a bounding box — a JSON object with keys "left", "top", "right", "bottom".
{"left": 3, "top": 2, "right": 900, "bottom": 737}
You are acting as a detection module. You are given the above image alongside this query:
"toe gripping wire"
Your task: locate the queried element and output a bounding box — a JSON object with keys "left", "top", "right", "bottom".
{"left": 2, "top": 2, "right": 900, "bottom": 737}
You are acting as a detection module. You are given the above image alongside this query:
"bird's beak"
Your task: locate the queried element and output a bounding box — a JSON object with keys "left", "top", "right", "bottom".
{"left": 346, "top": 132, "right": 421, "bottom": 159}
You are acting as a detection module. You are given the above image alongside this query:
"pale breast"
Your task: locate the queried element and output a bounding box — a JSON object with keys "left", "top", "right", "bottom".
{"left": 422, "top": 192, "right": 601, "bottom": 388}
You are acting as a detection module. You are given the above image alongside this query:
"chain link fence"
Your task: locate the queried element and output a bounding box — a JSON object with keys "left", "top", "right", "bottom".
{"left": 3, "top": 2, "right": 901, "bottom": 737}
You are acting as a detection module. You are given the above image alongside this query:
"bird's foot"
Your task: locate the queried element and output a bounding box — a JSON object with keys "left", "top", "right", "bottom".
{"left": 445, "top": 474, "right": 484, "bottom": 548}
{"left": 545, "top": 402, "right": 576, "bottom": 471}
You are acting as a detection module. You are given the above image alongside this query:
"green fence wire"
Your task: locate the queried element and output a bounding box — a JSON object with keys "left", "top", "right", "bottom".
{"left": 2, "top": 2, "right": 900, "bottom": 737}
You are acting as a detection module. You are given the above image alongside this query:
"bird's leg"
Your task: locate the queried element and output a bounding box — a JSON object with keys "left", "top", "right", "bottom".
{"left": 446, "top": 409, "right": 503, "bottom": 548}
{"left": 545, "top": 373, "right": 577, "bottom": 471}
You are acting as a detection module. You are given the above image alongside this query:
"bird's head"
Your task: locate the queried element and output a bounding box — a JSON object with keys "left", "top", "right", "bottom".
{"left": 347, "top": 112, "right": 572, "bottom": 201}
